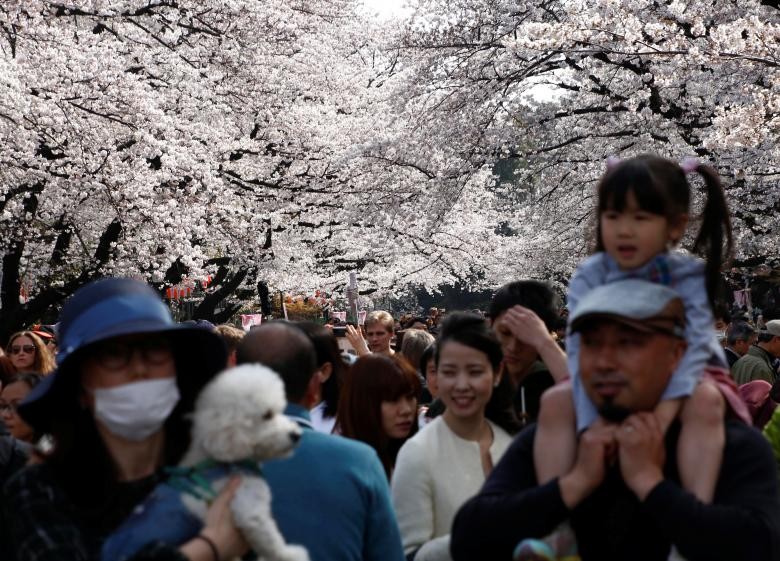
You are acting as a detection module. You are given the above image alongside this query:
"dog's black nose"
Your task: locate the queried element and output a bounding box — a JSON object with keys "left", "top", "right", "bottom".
{"left": 290, "top": 431, "right": 301, "bottom": 443}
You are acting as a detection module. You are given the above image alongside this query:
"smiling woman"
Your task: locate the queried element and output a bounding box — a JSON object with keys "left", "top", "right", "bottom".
{"left": 391, "top": 312, "right": 519, "bottom": 561}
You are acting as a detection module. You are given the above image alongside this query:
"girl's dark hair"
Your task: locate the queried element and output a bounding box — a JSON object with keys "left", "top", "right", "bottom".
{"left": 296, "top": 322, "right": 347, "bottom": 418}
{"left": 595, "top": 154, "right": 733, "bottom": 306}
{"left": 337, "top": 354, "right": 420, "bottom": 478}
{"left": 435, "top": 312, "right": 521, "bottom": 435}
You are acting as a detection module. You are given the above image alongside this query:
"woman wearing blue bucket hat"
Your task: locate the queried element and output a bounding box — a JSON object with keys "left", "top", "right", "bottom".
{"left": 3, "top": 278, "right": 249, "bottom": 561}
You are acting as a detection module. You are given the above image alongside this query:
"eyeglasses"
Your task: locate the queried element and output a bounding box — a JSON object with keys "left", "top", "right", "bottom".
{"left": 0, "top": 401, "right": 20, "bottom": 414}
{"left": 10, "top": 345, "right": 35, "bottom": 355}
{"left": 90, "top": 337, "right": 172, "bottom": 370}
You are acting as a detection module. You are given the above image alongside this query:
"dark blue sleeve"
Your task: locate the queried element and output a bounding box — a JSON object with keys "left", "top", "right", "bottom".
{"left": 450, "top": 426, "right": 569, "bottom": 561}
{"left": 102, "top": 484, "right": 202, "bottom": 561}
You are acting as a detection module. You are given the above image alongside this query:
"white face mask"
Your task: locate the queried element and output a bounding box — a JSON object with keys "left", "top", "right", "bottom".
{"left": 92, "top": 378, "right": 180, "bottom": 441}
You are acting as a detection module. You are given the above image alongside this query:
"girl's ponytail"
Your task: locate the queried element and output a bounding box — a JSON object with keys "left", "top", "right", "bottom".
{"left": 689, "top": 162, "right": 733, "bottom": 307}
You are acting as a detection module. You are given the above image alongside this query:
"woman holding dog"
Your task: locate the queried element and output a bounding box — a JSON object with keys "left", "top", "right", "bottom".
{"left": 4, "top": 278, "right": 249, "bottom": 561}
{"left": 390, "top": 312, "right": 519, "bottom": 561}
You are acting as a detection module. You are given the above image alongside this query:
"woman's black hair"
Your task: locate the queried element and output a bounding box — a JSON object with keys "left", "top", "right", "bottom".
{"left": 595, "top": 154, "right": 733, "bottom": 307}
{"left": 296, "top": 322, "right": 347, "bottom": 418}
{"left": 418, "top": 343, "right": 437, "bottom": 405}
{"left": 435, "top": 312, "right": 521, "bottom": 435}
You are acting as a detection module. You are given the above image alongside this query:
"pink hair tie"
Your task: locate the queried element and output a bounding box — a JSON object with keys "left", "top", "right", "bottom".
{"left": 680, "top": 157, "right": 700, "bottom": 174}
{"left": 606, "top": 155, "right": 621, "bottom": 171}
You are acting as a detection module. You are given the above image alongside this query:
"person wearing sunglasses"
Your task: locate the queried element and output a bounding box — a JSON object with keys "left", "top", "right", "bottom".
{"left": 5, "top": 331, "right": 55, "bottom": 376}
{"left": 3, "top": 278, "right": 250, "bottom": 561}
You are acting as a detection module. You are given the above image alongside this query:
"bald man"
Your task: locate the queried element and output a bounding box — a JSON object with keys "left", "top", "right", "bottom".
{"left": 237, "top": 323, "right": 405, "bottom": 561}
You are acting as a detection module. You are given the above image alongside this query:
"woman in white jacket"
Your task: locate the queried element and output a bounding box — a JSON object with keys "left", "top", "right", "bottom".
{"left": 391, "top": 312, "right": 521, "bottom": 561}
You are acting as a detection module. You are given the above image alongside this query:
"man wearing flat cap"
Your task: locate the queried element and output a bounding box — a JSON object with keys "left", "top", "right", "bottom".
{"left": 451, "top": 280, "right": 780, "bottom": 561}
{"left": 732, "top": 319, "right": 780, "bottom": 385}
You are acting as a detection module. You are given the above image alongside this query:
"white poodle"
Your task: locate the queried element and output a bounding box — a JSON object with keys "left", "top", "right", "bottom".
{"left": 182, "top": 363, "right": 309, "bottom": 561}
{"left": 101, "top": 364, "right": 310, "bottom": 561}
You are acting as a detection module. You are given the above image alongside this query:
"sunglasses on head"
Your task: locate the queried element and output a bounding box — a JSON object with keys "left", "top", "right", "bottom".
{"left": 10, "top": 345, "right": 35, "bottom": 355}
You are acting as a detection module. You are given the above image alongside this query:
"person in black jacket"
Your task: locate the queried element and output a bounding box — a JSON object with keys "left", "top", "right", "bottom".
{"left": 452, "top": 281, "right": 780, "bottom": 561}
{"left": 487, "top": 280, "right": 568, "bottom": 427}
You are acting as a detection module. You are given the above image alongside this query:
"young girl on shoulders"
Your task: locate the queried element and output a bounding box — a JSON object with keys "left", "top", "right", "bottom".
{"left": 536, "top": 153, "right": 748, "bottom": 504}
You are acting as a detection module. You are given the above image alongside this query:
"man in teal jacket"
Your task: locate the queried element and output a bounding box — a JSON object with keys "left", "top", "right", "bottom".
{"left": 237, "top": 323, "right": 405, "bottom": 561}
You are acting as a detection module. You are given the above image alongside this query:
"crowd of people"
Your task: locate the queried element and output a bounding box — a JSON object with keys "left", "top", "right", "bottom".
{"left": 1, "top": 154, "right": 779, "bottom": 561}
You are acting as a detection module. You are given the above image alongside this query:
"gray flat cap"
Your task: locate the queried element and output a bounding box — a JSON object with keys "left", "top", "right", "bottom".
{"left": 570, "top": 279, "right": 685, "bottom": 338}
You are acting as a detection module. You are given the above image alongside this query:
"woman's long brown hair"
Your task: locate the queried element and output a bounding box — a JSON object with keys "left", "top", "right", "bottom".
{"left": 337, "top": 354, "right": 421, "bottom": 478}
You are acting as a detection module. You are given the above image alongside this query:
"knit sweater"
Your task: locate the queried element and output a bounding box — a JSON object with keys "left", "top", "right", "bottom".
{"left": 391, "top": 417, "right": 511, "bottom": 561}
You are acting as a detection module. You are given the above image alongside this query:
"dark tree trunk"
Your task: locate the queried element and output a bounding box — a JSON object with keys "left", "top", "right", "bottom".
{"left": 0, "top": 219, "right": 122, "bottom": 344}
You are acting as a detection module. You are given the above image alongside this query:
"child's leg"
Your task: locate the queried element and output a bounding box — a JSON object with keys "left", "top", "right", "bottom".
{"left": 654, "top": 398, "right": 684, "bottom": 433}
{"left": 676, "top": 381, "right": 726, "bottom": 503}
{"left": 534, "top": 383, "right": 577, "bottom": 484}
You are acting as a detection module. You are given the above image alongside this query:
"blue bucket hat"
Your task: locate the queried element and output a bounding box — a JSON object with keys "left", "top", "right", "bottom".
{"left": 19, "top": 277, "right": 227, "bottom": 433}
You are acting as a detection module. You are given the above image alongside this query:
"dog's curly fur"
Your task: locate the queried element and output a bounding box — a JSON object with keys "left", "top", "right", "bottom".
{"left": 182, "top": 364, "right": 310, "bottom": 561}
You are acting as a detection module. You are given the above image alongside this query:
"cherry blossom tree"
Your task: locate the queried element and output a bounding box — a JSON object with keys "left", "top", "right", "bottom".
{"left": 2, "top": 0, "right": 777, "bottom": 336}
{"left": 391, "top": 0, "right": 780, "bottom": 284}
{"left": 0, "top": 0, "right": 439, "bottom": 334}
